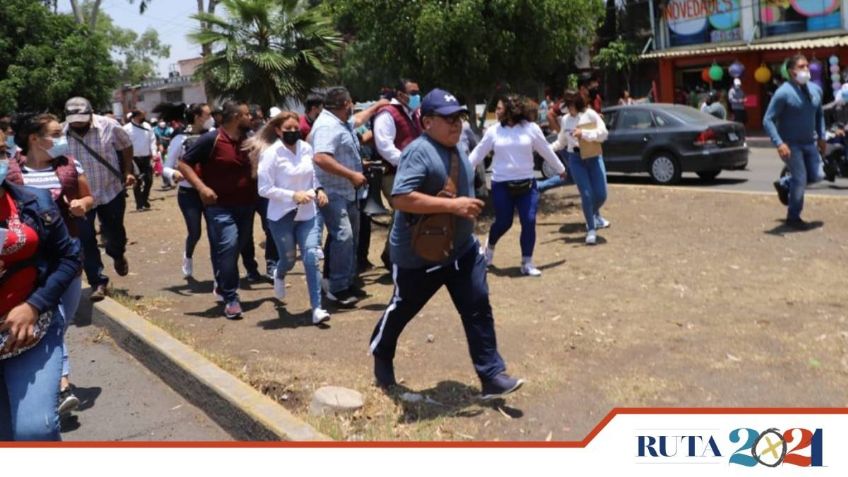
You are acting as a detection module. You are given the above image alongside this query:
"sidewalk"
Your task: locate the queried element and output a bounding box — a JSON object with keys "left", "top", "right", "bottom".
{"left": 60, "top": 303, "right": 231, "bottom": 441}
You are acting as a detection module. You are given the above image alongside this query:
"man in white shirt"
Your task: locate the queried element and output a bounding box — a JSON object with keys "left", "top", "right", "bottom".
{"left": 372, "top": 78, "right": 422, "bottom": 269}
{"left": 123, "top": 109, "right": 158, "bottom": 211}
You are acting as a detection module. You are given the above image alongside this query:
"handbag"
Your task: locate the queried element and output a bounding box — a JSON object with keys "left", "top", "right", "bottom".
{"left": 0, "top": 308, "right": 53, "bottom": 361}
{"left": 504, "top": 179, "right": 533, "bottom": 197}
{"left": 411, "top": 150, "right": 459, "bottom": 262}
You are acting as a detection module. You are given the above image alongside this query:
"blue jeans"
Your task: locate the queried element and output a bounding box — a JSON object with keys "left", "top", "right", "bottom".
{"left": 58, "top": 274, "right": 82, "bottom": 378}
{"left": 488, "top": 179, "right": 541, "bottom": 258}
{"left": 537, "top": 150, "right": 573, "bottom": 192}
{"left": 177, "top": 187, "right": 205, "bottom": 259}
{"left": 320, "top": 194, "right": 359, "bottom": 293}
{"left": 568, "top": 153, "right": 608, "bottom": 231}
{"left": 205, "top": 205, "right": 256, "bottom": 303}
{"left": 268, "top": 212, "right": 322, "bottom": 309}
{"left": 77, "top": 192, "right": 128, "bottom": 287}
{"left": 370, "top": 245, "right": 506, "bottom": 380}
{"left": 0, "top": 315, "right": 63, "bottom": 441}
{"left": 778, "top": 142, "right": 824, "bottom": 221}
{"left": 241, "top": 197, "right": 279, "bottom": 277}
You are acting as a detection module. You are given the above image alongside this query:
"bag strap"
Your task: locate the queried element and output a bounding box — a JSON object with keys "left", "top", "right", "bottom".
{"left": 68, "top": 131, "right": 124, "bottom": 182}
{"left": 442, "top": 150, "right": 460, "bottom": 198}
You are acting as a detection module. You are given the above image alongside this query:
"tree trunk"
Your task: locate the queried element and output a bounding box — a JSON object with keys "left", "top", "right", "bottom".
{"left": 464, "top": 93, "right": 479, "bottom": 135}
{"left": 69, "top": 0, "right": 84, "bottom": 24}
{"left": 88, "top": 0, "right": 103, "bottom": 30}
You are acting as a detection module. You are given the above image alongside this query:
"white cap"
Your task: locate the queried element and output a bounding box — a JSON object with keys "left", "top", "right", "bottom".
{"left": 269, "top": 107, "right": 282, "bottom": 117}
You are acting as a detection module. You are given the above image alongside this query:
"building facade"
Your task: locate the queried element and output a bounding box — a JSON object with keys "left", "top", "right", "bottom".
{"left": 113, "top": 57, "right": 208, "bottom": 119}
{"left": 642, "top": 0, "right": 848, "bottom": 129}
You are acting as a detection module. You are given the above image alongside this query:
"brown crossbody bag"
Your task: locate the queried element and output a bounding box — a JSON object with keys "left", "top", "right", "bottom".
{"left": 411, "top": 150, "right": 459, "bottom": 262}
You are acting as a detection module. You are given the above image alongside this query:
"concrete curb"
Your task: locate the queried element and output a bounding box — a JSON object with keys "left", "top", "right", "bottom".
{"left": 91, "top": 297, "right": 331, "bottom": 441}
{"left": 608, "top": 182, "right": 848, "bottom": 200}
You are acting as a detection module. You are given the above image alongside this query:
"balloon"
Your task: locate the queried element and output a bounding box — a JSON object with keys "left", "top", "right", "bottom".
{"left": 832, "top": 82, "right": 842, "bottom": 92}
{"left": 842, "top": 83, "right": 848, "bottom": 102}
{"left": 810, "top": 60, "right": 823, "bottom": 79}
{"left": 829, "top": 55, "right": 839, "bottom": 65}
{"left": 781, "top": 61, "right": 790, "bottom": 80}
{"left": 729, "top": 61, "right": 745, "bottom": 78}
{"left": 702, "top": 68, "right": 712, "bottom": 83}
{"left": 831, "top": 73, "right": 841, "bottom": 82}
{"left": 830, "top": 64, "right": 841, "bottom": 74}
{"left": 755, "top": 64, "right": 772, "bottom": 83}
{"left": 709, "top": 64, "right": 724, "bottom": 81}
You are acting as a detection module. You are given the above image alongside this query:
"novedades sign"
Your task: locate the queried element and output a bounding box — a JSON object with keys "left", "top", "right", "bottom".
{"left": 666, "top": 0, "right": 741, "bottom": 35}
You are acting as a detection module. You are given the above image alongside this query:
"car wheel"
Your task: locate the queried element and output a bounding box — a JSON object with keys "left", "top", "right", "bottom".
{"left": 696, "top": 169, "right": 721, "bottom": 181}
{"left": 648, "top": 153, "right": 681, "bottom": 185}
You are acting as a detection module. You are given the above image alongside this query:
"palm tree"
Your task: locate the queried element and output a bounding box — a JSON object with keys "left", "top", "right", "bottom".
{"left": 189, "top": 0, "right": 342, "bottom": 111}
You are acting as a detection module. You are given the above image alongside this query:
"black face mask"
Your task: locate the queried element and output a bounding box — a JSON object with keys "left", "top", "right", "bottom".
{"left": 281, "top": 130, "right": 300, "bottom": 146}
{"left": 70, "top": 125, "right": 90, "bottom": 137}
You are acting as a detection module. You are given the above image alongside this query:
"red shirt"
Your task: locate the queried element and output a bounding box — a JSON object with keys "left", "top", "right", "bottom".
{"left": 299, "top": 115, "right": 313, "bottom": 139}
{"left": 0, "top": 193, "right": 39, "bottom": 317}
{"left": 191, "top": 129, "right": 258, "bottom": 207}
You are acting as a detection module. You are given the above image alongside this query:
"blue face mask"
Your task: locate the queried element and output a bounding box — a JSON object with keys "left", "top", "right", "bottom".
{"left": 5, "top": 136, "right": 15, "bottom": 153}
{"left": 46, "top": 135, "right": 69, "bottom": 159}
{"left": 0, "top": 159, "right": 9, "bottom": 183}
{"left": 407, "top": 94, "right": 421, "bottom": 110}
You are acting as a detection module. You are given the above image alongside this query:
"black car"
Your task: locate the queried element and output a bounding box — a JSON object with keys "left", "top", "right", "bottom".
{"left": 600, "top": 104, "right": 749, "bottom": 184}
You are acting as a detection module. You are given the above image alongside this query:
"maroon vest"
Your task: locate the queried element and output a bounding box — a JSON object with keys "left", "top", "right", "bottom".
{"left": 8, "top": 154, "right": 82, "bottom": 235}
{"left": 377, "top": 104, "right": 421, "bottom": 170}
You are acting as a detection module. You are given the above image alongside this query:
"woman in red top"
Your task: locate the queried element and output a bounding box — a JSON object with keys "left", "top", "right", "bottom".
{"left": 0, "top": 130, "right": 82, "bottom": 440}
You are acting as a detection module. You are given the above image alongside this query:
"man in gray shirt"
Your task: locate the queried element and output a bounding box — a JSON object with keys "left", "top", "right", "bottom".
{"left": 312, "top": 87, "right": 367, "bottom": 306}
{"left": 368, "top": 88, "right": 524, "bottom": 400}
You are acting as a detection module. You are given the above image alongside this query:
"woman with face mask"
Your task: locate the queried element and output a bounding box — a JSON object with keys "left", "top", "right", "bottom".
{"left": 162, "top": 103, "right": 214, "bottom": 278}
{"left": 8, "top": 113, "right": 94, "bottom": 417}
{"left": 254, "top": 112, "right": 330, "bottom": 325}
{"left": 0, "top": 130, "right": 83, "bottom": 440}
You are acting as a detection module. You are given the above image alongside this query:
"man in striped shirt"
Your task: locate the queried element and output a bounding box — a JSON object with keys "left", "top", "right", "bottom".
{"left": 63, "top": 97, "right": 135, "bottom": 301}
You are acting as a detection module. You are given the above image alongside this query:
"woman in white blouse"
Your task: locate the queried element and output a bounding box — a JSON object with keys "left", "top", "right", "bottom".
{"left": 469, "top": 95, "right": 565, "bottom": 276}
{"left": 548, "top": 90, "right": 609, "bottom": 245}
{"left": 255, "top": 112, "right": 330, "bottom": 325}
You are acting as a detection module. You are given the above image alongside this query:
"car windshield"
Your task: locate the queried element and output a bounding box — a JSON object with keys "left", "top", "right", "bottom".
{"left": 664, "top": 106, "right": 722, "bottom": 125}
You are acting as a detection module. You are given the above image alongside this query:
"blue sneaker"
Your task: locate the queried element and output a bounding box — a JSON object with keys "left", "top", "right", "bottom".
{"left": 480, "top": 373, "right": 524, "bottom": 400}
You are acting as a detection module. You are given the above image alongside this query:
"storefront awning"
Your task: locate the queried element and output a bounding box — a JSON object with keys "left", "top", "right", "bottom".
{"left": 641, "top": 34, "right": 848, "bottom": 59}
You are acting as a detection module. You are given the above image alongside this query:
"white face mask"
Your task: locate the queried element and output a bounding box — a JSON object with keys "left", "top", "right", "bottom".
{"left": 795, "top": 70, "right": 811, "bottom": 85}
{"left": 203, "top": 117, "right": 215, "bottom": 130}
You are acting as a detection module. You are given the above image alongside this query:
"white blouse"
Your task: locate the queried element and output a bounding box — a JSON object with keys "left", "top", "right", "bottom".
{"left": 550, "top": 108, "right": 608, "bottom": 153}
{"left": 257, "top": 139, "right": 321, "bottom": 222}
{"left": 468, "top": 121, "right": 564, "bottom": 182}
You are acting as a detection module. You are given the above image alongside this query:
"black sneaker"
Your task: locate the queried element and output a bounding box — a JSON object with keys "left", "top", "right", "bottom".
{"left": 373, "top": 356, "right": 396, "bottom": 388}
{"left": 326, "top": 288, "right": 359, "bottom": 307}
{"left": 58, "top": 387, "right": 80, "bottom": 416}
{"left": 245, "top": 271, "right": 264, "bottom": 283}
{"left": 350, "top": 286, "right": 368, "bottom": 299}
{"left": 773, "top": 180, "right": 789, "bottom": 206}
{"left": 114, "top": 256, "right": 129, "bottom": 276}
{"left": 786, "top": 218, "right": 813, "bottom": 231}
{"left": 480, "top": 373, "right": 524, "bottom": 401}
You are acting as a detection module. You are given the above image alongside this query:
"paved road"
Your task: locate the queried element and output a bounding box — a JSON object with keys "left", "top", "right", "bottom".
{"left": 606, "top": 146, "right": 848, "bottom": 196}
{"left": 60, "top": 300, "right": 231, "bottom": 441}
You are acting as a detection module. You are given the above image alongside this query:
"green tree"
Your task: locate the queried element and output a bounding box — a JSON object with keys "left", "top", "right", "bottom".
{"left": 593, "top": 38, "right": 639, "bottom": 91}
{"left": 189, "top": 0, "right": 342, "bottom": 110}
{"left": 0, "top": 0, "right": 118, "bottom": 114}
{"left": 79, "top": 0, "right": 171, "bottom": 85}
{"left": 325, "top": 0, "right": 605, "bottom": 125}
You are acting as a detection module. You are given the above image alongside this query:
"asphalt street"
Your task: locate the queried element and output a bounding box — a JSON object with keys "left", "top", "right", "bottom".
{"left": 606, "top": 146, "right": 848, "bottom": 196}
{"left": 60, "top": 301, "right": 231, "bottom": 441}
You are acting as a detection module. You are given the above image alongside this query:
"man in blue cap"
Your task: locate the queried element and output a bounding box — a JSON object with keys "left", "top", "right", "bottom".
{"left": 368, "top": 88, "right": 524, "bottom": 400}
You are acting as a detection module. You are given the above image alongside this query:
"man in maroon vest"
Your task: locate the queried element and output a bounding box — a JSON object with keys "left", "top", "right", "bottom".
{"left": 373, "top": 78, "right": 422, "bottom": 269}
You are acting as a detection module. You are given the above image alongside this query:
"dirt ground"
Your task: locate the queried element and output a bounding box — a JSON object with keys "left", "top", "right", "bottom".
{"left": 86, "top": 181, "right": 848, "bottom": 441}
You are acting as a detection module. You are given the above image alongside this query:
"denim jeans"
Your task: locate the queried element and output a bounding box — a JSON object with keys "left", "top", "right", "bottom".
{"left": 240, "top": 197, "right": 278, "bottom": 277}
{"left": 58, "top": 274, "right": 82, "bottom": 378}
{"left": 177, "top": 187, "right": 205, "bottom": 259}
{"left": 76, "top": 191, "right": 127, "bottom": 287}
{"left": 488, "top": 179, "right": 541, "bottom": 258}
{"left": 268, "top": 211, "right": 322, "bottom": 309}
{"left": 778, "top": 142, "right": 824, "bottom": 221}
{"left": 0, "top": 315, "right": 63, "bottom": 441}
{"left": 567, "top": 152, "right": 608, "bottom": 231}
{"left": 205, "top": 205, "right": 256, "bottom": 303}
{"left": 319, "top": 194, "right": 359, "bottom": 293}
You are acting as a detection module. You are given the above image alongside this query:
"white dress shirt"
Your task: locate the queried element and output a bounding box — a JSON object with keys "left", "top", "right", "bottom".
{"left": 257, "top": 139, "right": 321, "bottom": 222}
{"left": 373, "top": 99, "right": 414, "bottom": 167}
{"left": 123, "top": 121, "right": 157, "bottom": 157}
{"left": 469, "top": 120, "right": 564, "bottom": 182}
{"left": 550, "top": 108, "right": 608, "bottom": 152}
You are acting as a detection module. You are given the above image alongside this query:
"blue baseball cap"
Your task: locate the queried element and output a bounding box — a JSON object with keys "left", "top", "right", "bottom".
{"left": 421, "top": 88, "right": 468, "bottom": 117}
